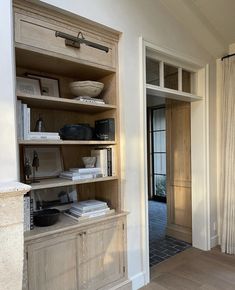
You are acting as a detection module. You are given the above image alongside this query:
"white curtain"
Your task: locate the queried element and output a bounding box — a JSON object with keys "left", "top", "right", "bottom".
{"left": 220, "top": 55, "right": 235, "bottom": 254}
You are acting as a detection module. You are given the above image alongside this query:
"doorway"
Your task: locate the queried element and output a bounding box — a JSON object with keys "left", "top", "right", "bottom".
{"left": 140, "top": 38, "right": 211, "bottom": 284}
{"left": 147, "top": 96, "right": 191, "bottom": 267}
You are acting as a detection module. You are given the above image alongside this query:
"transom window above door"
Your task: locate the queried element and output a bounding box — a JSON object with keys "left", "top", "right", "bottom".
{"left": 146, "top": 57, "right": 196, "bottom": 94}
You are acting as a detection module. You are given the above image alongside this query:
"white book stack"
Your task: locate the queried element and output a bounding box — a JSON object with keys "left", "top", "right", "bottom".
{"left": 60, "top": 167, "right": 102, "bottom": 180}
{"left": 91, "top": 146, "right": 116, "bottom": 177}
{"left": 75, "top": 96, "right": 105, "bottom": 104}
{"left": 17, "top": 100, "right": 60, "bottom": 140}
{"left": 64, "top": 200, "right": 113, "bottom": 221}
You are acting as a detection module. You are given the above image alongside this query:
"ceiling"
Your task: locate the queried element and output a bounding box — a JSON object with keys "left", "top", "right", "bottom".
{"left": 161, "top": 0, "right": 235, "bottom": 59}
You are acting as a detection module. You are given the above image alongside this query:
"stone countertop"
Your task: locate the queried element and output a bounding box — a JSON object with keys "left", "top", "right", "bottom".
{"left": 0, "top": 181, "right": 31, "bottom": 198}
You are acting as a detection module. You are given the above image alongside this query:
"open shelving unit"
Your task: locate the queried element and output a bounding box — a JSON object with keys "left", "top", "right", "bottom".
{"left": 14, "top": 0, "right": 122, "bottom": 213}
{"left": 14, "top": 1, "right": 130, "bottom": 289}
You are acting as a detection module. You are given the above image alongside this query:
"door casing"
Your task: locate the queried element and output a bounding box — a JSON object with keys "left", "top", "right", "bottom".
{"left": 139, "top": 38, "right": 211, "bottom": 285}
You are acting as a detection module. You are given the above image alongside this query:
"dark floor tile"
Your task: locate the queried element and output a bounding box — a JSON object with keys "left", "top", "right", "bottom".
{"left": 148, "top": 200, "right": 191, "bottom": 268}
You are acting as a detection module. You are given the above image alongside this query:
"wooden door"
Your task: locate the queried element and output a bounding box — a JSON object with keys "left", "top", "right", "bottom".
{"left": 166, "top": 100, "right": 192, "bottom": 243}
{"left": 27, "top": 234, "right": 79, "bottom": 290}
{"left": 78, "top": 220, "right": 125, "bottom": 290}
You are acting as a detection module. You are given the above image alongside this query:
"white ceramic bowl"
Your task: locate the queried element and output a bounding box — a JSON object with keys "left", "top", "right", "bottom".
{"left": 69, "top": 81, "right": 104, "bottom": 98}
{"left": 82, "top": 157, "right": 96, "bottom": 168}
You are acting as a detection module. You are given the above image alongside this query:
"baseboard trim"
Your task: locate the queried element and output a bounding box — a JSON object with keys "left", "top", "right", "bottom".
{"left": 210, "top": 235, "right": 218, "bottom": 248}
{"left": 109, "top": 280, "right": 132, "bottom": 290}
{"left": 130, "top": 272, "right": 146, "bottom": 290}
{"left": 166, "top": 225, "right": 192, "bottom": 243}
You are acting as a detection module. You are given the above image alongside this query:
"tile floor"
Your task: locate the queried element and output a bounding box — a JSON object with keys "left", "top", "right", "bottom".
{"left": 148, "top": 200, "right": 191, "bottom": 267}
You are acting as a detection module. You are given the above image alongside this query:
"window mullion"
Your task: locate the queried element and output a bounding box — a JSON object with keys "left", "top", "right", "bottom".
{"left": 160, "top": 61, "right": 164, "bottom": 87}
{"left": 178, "top": 67, "right": 182, "bottom": 91}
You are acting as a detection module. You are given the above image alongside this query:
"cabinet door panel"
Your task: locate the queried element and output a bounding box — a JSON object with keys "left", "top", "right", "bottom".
{"left": 78, "top": 220, "right": 125, "bottom": 290}
{"left": 28, "top": 235, "right": 78, "bottom": 290}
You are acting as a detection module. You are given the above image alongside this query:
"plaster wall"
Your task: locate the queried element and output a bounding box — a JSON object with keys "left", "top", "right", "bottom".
{"left": 0, "top": 0, "right": 18, "bottom": 182}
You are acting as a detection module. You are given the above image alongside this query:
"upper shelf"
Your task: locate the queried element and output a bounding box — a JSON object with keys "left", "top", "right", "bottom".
{"left": 19, "top": 140, "right": 116, "bottom": 145}
{"left": 146, "top": 84, "right": 203, "bottom": 102}
{"left": 17, "top": 94, "right": 117, "bottom": 113}
{"left": 15, "top": 46, "right": 116, "bottom": 80}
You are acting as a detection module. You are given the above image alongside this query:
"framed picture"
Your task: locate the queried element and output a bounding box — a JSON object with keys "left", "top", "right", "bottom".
{"left": 23, "top": 146, "right": 63, "bottom": 180}
{"left": 27, "top": 74, "right": 60, "bottom": 98}
{"left": 16, "top": 77, "right": 41, "bottom": 96}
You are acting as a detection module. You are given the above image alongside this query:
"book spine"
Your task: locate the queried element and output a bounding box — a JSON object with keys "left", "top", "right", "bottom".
{"left": 28, "top": 134, "right": 60, "bottom": 140}
{"left": 111, "top": 146, "right": 116, "bottom": 176}
{"left": 70, "top": 168, "right": 101, "bottom": 174}
{"left": 30, "top": 198, "right": 34, "bottom": 230}
{"left": 17, "top": 100, "right": 23, "bottom": 139}
{"left": 24, "top": 196, "right": 30, "bottom": 232}
{"left": 23, "top": 104, "right": 30, "bottom": 140}
{"left": 100, "top": 149, "right": 108, "bottom": 177}
{"left": 107, "top": 148, "right": 112, "bottom": 176}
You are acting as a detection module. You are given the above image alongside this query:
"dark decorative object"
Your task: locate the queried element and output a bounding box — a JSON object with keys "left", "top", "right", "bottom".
{"left": 32, "top": 150, "right": 40, "bottom": 183}
{"left": 55, "top": 31, "right": 109, "bottom": 53}
{"left": 59, "top": 124, "right": 94, "bottom": 140}
{"left": 33, "top": 209, "right": 60, "bottom": 227}
{"left": 34, "top": 115, "right": 46, "bottom": 132}
{"left": 95, "top": 118, "right": 115, "bottom": 140}
{"left": 24, "top": 158, "right": 32, "bottom": 184}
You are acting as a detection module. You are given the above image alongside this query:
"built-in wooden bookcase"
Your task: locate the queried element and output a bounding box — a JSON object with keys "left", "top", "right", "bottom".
{"left": 14, "top": 1, "right": 130, "bottom": 289}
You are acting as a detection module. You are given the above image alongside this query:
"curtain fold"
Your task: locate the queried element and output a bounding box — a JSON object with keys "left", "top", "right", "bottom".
{"left": 220, "top": 56, "right": 235, "bottom": 254}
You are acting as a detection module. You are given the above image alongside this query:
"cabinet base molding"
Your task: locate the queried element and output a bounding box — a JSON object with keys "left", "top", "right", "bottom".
{"left": 166, "top": 224, "right": 192, "bottom": 243}
{"left": 107, "top": 280, "right": 132, "bottom": 290}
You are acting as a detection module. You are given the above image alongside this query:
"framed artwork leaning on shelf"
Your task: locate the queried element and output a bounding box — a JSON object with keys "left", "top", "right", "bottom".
{"left": 27, "top": 73, "right": 61, "bottom": 98}
{"left": 16, "top": 76, "right": 41, "bottom": 96}
{"left": 23, "top": 146, "right": 64, "bottom": 181}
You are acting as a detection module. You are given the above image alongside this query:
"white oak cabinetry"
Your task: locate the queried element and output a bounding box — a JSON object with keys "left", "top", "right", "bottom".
{"left": 25, "top": 215, "right": 127, "bottom": 290}
{"left": 13, "top": 0, "right": 130, "bottom": 289}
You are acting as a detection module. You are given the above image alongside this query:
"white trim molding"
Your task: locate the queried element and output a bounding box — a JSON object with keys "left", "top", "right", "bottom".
{"left": 210, "top": 235, "right": 219, "bottom": 249}
{"left": 139, "top": 37, "right": 211, "bottom": 288}
{"left": 130, "top": 272, "right": 146, "bottom": 290}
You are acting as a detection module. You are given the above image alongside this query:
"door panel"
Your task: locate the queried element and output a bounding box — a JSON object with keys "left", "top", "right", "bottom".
{"left": 78, "top": 220, "right": 125, "bottom": 290}
{"left": 166, "top": 100, "right": 192, "bottom": 243}
{"left": 27, "top": 234, "right": 78, "bottom": 290}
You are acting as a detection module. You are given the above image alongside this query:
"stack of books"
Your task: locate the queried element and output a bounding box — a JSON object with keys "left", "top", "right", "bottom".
{"left": 64, "top": 200, "right": 113, "bottom": 220}
{"left": 75, "top": 96, "right": 105, "bottom": 104}
{"left": 17, "top": 100, "right": 60, "bottom": 140}
{"left": 60, "top": 167, "right": 102, "bottom": 180}
{"left": 91, "top": 146, "right": 116, "bottom": 177}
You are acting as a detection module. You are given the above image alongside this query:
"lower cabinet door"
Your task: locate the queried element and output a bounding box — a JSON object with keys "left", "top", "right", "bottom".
{"left": 27, "top": 234, "right": 79, "bottom": 290}
{"left": 78, "top": 220, "right": 125, "bottom": 290}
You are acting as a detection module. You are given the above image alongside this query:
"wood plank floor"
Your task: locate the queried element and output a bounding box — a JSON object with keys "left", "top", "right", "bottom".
{"left": 141, "top": 247, "right": 235, "bottom": 290}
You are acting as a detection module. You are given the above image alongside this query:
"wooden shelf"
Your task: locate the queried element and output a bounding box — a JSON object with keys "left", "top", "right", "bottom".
{"left": 19, "top": 140, "right": 116, "bottom": 145}
{"left": 17, "top": 94, "right": 117, "bottom": 113}
{"left": 15, "top": 46, "right": 116, "bottom": 79}
{"left": 24, "top": 211, "right": 128, "bottom": 242}
{"left": 28, "top": 176, "right": 118, "bottom": 190}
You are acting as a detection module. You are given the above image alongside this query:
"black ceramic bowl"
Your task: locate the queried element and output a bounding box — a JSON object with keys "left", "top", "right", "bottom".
{"left": 59, "top": 124, "right": 94, "bottom": 140}
{"left": 34, "top": 209, "right": 60, "bottom": 227}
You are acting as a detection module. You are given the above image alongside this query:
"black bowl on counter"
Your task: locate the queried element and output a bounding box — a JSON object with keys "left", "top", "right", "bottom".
{"left": 34, "top": 209, "right": 60, "bottom": 227}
